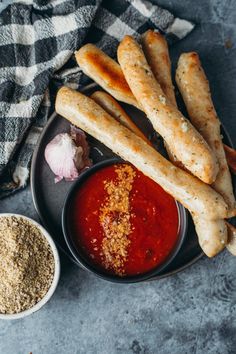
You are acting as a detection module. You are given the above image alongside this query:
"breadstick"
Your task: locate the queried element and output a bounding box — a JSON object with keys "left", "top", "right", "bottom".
{"left": 117, "top": 35, "right": 218, "bottom": 185}
{"left": 141, "top": 30, "right": 177, "bottom": 107}
{"left": 91, "top": 91, "right": 151, "bottom": 145}
{"left": 56, "top": 87, "right": 229, "bottom": 224}
{"left": 136, "top": 34, "right": 229, "bottom": 257}
{"left": 75, "top": 44, "right": 138, "bottom": 108}
{"left": 192, "top": 215, "right": 227, "bottom": 257}
{"left": 141, "top": 30, "right": 182, "bottom": 166}
{"left": 176, "top": 52, "right": 235, "bottom": 210}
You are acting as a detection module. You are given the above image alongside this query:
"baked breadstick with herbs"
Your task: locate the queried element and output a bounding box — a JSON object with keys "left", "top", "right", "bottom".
{"left": 176, "top": 52, "right": 235, "bottom": 210}
{"left": 91, "top": 91, "right": 151, "bottom": 145}
{"left": 141, "top": 30, "right": 182, "bottom": 165}
{"left": 191, "top": 215, "right": 227, "bottom": 257}
{"left": 75, "top": 44, "right": 138, "bottom": 108}
{"left": 117, "top": 35, "right": 218, "bottom": 185}
{"left": 141, "top": 30, "right": 177, "bottom": 107}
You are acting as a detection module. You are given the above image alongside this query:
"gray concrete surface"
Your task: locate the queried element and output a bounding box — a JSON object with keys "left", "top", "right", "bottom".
{"left": 0, "top": 1, "right": 236, "bottom": 353}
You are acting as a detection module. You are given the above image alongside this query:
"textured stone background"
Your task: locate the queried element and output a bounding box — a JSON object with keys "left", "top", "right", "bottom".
{"left": 0, "top": 1, "right": 236, "bottom": 353}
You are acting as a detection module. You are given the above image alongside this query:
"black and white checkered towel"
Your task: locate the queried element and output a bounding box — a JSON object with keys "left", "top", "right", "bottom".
{"left": 0, "top": 0, "right": 194, "bottom": 198}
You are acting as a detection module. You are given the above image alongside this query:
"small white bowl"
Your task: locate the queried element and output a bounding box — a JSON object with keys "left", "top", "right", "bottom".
{"left": 0, "top": 213, "right": 60, "bottom": 320}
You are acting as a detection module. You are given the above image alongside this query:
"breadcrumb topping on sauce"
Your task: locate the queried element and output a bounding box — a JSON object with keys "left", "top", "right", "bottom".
{"left": 99, "top": 165, "right": 136, "bottom": 275}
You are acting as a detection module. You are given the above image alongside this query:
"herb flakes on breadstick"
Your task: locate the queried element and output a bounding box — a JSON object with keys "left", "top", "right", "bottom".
{"left": 117, "top": 35, "right": 218, "bottom": 185}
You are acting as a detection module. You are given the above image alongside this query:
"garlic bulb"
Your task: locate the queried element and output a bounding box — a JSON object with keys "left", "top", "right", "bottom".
{"left": 44, "top": 128, "right": 91, "bottom": 183}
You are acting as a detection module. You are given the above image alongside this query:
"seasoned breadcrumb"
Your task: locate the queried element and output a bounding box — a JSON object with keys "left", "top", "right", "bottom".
{"left": 99, "top": 165, "right": 136, "bottom": 275}
{"left": 0, "top": 216, "right": 54, "bottom": 314}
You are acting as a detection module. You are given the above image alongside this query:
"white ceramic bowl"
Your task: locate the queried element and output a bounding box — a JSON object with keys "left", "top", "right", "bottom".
{"left": 0, "top": 213, "right": 60, "bottom": 320}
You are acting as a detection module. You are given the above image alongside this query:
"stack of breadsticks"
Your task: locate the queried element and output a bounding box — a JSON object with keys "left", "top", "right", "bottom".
{"left": 56, "top": 30, "right": 236, "bottom": 258}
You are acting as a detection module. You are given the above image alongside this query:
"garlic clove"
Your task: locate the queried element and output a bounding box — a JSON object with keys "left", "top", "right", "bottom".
{"left": 45, "top": 127, "right": 92, "bottom": 183}
{"left": 45, "top": 133, "right": 80, "bottom": 183}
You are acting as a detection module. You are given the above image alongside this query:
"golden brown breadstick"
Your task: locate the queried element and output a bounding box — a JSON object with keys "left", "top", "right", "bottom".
{"left": 176, "top": 52, "right": 235, "bottom": 210}
{"left": 117, "top": 35, "right": 218, "bottom": 185}
{"left": 56, "top": 87, "right": 229, "bottom": 224}
{"left": 75, "top": 44, "right": 138, "bottom": 108}
{"left": 191, "top": 215, "right": 227, "bottom": 257}
{"left": 141, "top": 30, "right": 182, "bottom": 166}
{"left": 91, "top": 91, "right": 151, "bottom": 145}
{"left": 141, "top": 30, "right": 177, "bottom": 107}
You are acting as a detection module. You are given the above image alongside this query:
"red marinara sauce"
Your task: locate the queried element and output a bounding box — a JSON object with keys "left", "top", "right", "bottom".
{"left": 69, "top": 163, "right": 179, "bottom": 277}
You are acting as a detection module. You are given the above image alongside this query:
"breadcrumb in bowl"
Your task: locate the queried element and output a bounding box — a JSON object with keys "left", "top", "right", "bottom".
{"left": 0, "top": 214, "right": 60, "bottom": 320}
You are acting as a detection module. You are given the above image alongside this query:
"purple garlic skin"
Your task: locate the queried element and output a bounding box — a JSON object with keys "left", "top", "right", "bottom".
{"left": 44, "top": 127, "right": 92, "bottom": 183}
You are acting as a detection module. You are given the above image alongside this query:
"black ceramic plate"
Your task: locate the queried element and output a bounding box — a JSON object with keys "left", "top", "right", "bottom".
{"left": 31, "top": 84, "right": 234, "bottom": 280}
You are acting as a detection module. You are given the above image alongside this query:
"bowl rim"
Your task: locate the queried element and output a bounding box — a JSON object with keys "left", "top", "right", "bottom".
{"left": 0, "top": 213, "right": 60, "bottom": 320}
{"left": 62, "top": 158, "right": 188, "bottom": 284}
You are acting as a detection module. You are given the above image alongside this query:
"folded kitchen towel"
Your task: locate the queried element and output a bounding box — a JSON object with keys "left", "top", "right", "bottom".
{"left": 0, "top": 0, "right": 194, "bottom": 198}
